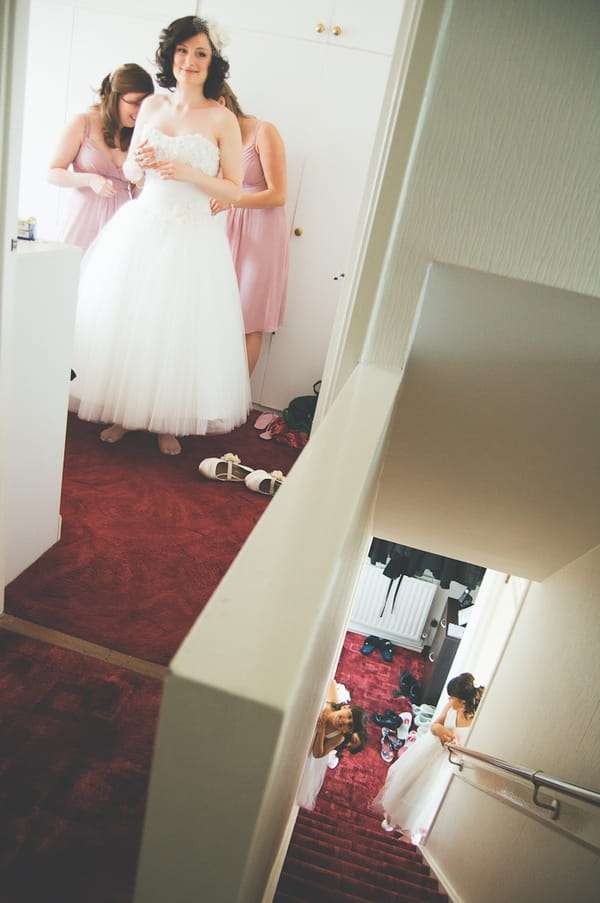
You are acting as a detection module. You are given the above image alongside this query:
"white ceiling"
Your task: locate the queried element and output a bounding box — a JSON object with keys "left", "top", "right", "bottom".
{"left": 375, "top": 262, "right": 600, "bottom": 581}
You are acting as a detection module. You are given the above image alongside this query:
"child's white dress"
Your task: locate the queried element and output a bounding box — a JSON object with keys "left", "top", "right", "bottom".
{"left": 375, "top": 707, "right": 470, "bottom": 841}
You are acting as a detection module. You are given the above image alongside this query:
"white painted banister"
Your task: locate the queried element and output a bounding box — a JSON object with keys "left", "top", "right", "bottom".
{"left": 133, "top": 363, "right": 403, "bottom": 903}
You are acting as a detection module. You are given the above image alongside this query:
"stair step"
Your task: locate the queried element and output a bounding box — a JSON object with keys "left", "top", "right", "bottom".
{"left": 314, "top": 799, "right": 385, "bottom": 828}
{"left": 273, "top": 893, "right": 316, "bottom": 903}
{"left": 289, "top": 828, "right": 434, "bottom": 882}
{"left": 291, "top": 827, "right": 420, "bottom": 873}
{"left": 300, "top": 805, "right": 400, "bottom": 835}
{"left": 282, "top": 857, "right": 448, "bottom": 903}
{"left": 278, "top": 775, "right": 448, "bottom": 902}
{"left": 296, "top": 812, "right": 422, "bottom": 862}
{"left": 274, "top": 873, "right": 379, "bottom": 903}
{"left": 292, "top": 823, "right": 430, "bottom": 873}
{"left": 290, "top": 844, "right": 439, "bottom": 891}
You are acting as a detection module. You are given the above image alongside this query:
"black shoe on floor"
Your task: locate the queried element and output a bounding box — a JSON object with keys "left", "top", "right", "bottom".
{"left": 409, "top": 680, "right": 423, "bottom": 706}
{"left": 372, "top": 711, "right": 402, "bottom": 729}
{"left": 399, "top": 669, "right": 414, "bottom": 693}
{"left": 360, "top": 635, "right": 381, "bottom": 655}
{"left": 380, "top": 639, "right": 393, "bottom": 662}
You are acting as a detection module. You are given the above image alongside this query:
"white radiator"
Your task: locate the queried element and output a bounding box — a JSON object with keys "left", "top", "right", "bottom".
{"left": 348, "top": 562, "right": 437, "bottom": 651}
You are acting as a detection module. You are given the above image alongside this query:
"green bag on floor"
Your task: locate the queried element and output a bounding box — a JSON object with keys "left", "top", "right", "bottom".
{"left": 282, "top": 381, "right": 321, "bottom": 435}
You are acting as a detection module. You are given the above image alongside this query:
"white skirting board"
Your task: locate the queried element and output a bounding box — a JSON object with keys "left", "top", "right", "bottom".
{"left": 348, "top": 562, "right": 437, "bottom": 651}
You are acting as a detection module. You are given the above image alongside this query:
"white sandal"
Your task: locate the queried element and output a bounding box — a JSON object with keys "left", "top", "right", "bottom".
{"left": 396, "top": 711, "right": 413, "bottom": 741}
{"left": 244, "top": 469, "right": 285, "bottom": 496}
{"left": 198, "top": 453, "right": 253, "bottom": 482}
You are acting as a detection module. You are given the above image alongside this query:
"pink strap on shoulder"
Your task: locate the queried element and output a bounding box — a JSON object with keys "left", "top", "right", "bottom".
{"left": 253, "top": 120, "right": 263, "bottom": 152}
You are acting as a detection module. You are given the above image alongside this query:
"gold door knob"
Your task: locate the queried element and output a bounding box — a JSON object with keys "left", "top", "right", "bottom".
{"left": 331, "top": 25, "right": 342, "bottom": 36}
{"left": 315, "top": 23, "right": 325, "bottom": 33}
{"left": 294, "top": 227, "right": 303, "bottom": 236}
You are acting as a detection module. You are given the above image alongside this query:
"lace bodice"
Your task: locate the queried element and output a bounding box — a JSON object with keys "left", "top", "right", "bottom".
{"left": 138, "top": 127, "right": 221, "bottom": 221}
{"left": 144, "top": 126, "right": 220, "bottom": 175}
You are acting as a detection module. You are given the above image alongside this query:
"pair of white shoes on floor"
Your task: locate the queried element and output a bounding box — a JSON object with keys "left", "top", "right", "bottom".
{"left": 198, "top": 452, "right": 285, "bottom": 496}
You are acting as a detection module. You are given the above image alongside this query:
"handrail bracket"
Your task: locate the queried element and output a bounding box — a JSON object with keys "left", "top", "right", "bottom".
{"left": 533, "top": 774, "right": 560, "bottom": 820}
{"left": 447, "top": 747, "right": 464, "bottom": 771}
{"left": 444, "top": 744, "right": 597, "bottom": 824}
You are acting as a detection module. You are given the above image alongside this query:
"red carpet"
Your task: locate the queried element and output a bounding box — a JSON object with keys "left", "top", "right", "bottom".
{"left": 5, "top": 413, "right": 301, "bottom": 665}
{"left": 274, "top": 635, "right": 450, "bottom": 901}
{"left": 3, "top": 413, "right": 444, "bottom": 901}
{"left": 321, "top": 630, "right": 424, "bottom": 815}
{"left": 0, "top": 631, "right": 162, "bottom": 903}
{"left": 275, "top": 800, "right": 448, "bottom": 902}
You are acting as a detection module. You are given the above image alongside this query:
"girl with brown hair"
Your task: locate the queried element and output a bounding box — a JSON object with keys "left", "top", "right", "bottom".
{"left": 48, "top": 63, "right": 154, "bottom": 251}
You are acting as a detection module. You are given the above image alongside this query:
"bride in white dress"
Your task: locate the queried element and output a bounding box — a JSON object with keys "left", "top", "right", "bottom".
{"left": 70, "top": 16, "right": 250, "bottom": 455}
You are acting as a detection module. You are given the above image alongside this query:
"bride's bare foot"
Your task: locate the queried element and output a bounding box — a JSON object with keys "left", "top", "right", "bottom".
{"left": 100, "top": 424, "right": 128, "bottom": 444}
{"left": 158, "top": 433, "right": 181, "bottom": 455}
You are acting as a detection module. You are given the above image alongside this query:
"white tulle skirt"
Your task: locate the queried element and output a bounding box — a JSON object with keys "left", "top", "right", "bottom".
{"left": 372, "top": 716, "right": 470, "bottom": 841}
{"left": 70, "top": 176, "right": 251, "bottom": 436}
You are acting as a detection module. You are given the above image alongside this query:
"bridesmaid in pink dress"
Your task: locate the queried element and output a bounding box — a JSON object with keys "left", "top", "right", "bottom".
{"left": 48, "top": 63, "right": 154, "bottom": 253}
{"left": 211, "top": 84, "right": 289, "bottom": 374}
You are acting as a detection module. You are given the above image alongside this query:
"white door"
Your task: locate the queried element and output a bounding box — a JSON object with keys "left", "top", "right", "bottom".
{"left": 199, "top": 0, "right": 405, "bottom": 409}
{"left": 259, "top": 43, "right": 392, "bottom": 410}
{"left": 199, "top": 0, "right": 404, "bottom": 54}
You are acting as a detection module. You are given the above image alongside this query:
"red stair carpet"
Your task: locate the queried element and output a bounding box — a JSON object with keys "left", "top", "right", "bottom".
{"left": 2, "top": 408, "right": 449, "bottom": 901}
{"left": 275, "top": 802, "right": 448, "bottom": 902}
{"left": 0, "top": 630, "right": 162, "bottom": 903}
{"left": 272, "top": 632, "right": 448, "bottom": 902}
{"left": 322, "top": 630, "right": 424, "bottom": 813}
{"left": 5, "top": 412, "right": 301, "bottom": 665}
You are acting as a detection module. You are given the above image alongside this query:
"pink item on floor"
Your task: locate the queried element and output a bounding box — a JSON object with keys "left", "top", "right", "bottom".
{"left": 254, "top": 412, "right": 278, "bottom": 431}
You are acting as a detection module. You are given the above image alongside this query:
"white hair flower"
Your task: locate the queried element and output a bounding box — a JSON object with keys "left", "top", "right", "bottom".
{"left": 205, "top": 19, "right": 229, "bottom": 54}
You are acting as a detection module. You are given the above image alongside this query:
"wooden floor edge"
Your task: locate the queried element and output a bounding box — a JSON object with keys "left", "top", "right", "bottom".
{"left": 0, "top": 613, "right": 168, "bottom": 681}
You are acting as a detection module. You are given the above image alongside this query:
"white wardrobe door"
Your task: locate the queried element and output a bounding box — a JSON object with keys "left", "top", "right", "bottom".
{"left": 198, "top": 0, "right": 335, "bottom": 43}
{"left": 258, "top": 44, "right": 391, "bottom": 410}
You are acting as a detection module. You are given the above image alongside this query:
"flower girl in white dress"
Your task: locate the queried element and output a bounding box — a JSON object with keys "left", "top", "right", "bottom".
{"left": 373, "top": 672, "right": 484, "bottom": 843}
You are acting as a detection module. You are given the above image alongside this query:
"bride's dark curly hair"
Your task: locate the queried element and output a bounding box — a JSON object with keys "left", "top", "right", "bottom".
{"left": 447, "top": 672, "right": 485, "bottom": 717}
{"left": 155, "top": 15, "right": 229, "bottom": 99}
{"left": 330, "top": 703, "right": 369, "bottom": 759}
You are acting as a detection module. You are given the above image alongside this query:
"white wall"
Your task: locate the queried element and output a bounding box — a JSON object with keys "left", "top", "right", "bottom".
{"left": 370, "top": 0, "right": 600, "bottom": 367}
{"left": 19, "top": 0, "right": 174, "bottom": 241}
{"left": 0, "top": 0, "right": 30, "bottom": 599}
{"left": 332, "top": 0, "right": 600, "bottom": 581}
{"left": 377, "top": 263, "right": 600, "bottom": 580}
{"left": 426, "top": 544, "right": 600, "bottom": 902}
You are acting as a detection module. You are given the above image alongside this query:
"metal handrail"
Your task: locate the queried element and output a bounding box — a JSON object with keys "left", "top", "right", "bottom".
{"left": 445, "top": 743, "right": 600, "bottom": 821}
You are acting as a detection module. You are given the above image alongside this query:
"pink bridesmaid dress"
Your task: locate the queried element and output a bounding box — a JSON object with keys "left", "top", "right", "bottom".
{"left": 225, "top": 121, "right": 289, "bottom": 333}
{"left": 58, "top": 114, "right": 132, "bottom": 253}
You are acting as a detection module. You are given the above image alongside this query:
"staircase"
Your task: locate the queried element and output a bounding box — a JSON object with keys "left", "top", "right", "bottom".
{"left": 273, "top": 799, "right": 449, "bottom": 902}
